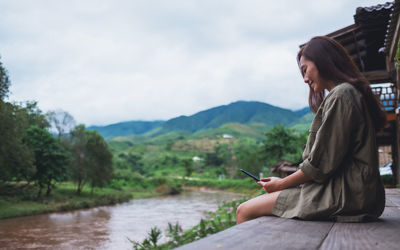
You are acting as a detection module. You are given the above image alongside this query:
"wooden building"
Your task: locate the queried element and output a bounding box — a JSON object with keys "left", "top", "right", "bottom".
{"left": 271, "top": 161, "right": 298, "bottom": 178}
{"left": 305, "top": 1, "right": 400, "bottom": 184}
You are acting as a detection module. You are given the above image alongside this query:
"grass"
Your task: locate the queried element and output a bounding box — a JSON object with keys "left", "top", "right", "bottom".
{"left": 180, "top": 177, "right": 261, "bottom": 195}
{"left": 0, "top": 182, "right": 133, "bottom": 219}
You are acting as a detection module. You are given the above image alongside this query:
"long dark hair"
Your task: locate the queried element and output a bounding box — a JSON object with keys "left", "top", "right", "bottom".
{"left": 297, "top": 36, "right": 386, "bottom": 132}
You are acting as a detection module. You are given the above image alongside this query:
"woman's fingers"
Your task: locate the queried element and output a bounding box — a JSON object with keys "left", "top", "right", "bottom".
{"left": 260, "top": 177, "right": 271, "bottom": 182}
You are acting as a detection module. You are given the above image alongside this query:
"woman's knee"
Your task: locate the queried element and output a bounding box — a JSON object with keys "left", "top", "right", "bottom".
{"left": 236, "top": 201, "right": 250, "bottom": 224}
{"left": 236, "top": 192, "right": 281, "bottom": 224}
{"left": 236, "top": 202, "right": 244, "bottom": 218}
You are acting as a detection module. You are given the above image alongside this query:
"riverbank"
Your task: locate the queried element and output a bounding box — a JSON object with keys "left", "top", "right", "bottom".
{"left": 128, "top": 178, "right": 261, "bottom": 249}
{"left": 0, "top": 188, "right": 246, "bottom": 249}
{"left": 0, "top": 177, "right": 259, "bottom": 220}
{"left": 130, "top": 195, "right": 249, "bottom": 249}
{"left": 0, "top": 182, "right": 149, "bottom": 220}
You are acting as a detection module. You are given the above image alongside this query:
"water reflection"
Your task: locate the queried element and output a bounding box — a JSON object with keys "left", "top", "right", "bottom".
{"left": 0, "top": 208, "right": 111, "bottom": 249}
{"left": 0, "top": 190, "right": 243, "bottom": 250}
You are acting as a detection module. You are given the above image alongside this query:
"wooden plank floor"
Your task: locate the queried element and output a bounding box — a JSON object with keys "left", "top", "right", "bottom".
{"left": 177, "top": 189, "right": 400, "bottom": 250}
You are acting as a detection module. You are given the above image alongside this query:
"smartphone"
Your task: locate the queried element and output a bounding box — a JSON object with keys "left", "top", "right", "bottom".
{"left": 240, "top": 169, "right": 260, "bottom": 182}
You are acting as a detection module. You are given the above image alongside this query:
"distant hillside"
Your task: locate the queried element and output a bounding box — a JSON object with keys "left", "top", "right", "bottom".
{"left": 290, "top": 112, "right": 314, "bottom": 131}
{"left": 88, "top": 121, "right": 163, "bottom": 139}
{"left": 294, "top": 107, "right": 311, "bottom": 117}
{"left": 89, "top": 101, "right": 312, "bottom": 139}
{"left": 191, "top": 122, "right": 270, "bottom": 140}
{"left": 158, "top": 101, "right": 306, "bottom": 134}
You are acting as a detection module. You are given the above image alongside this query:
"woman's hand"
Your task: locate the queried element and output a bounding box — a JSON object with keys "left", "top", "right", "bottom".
{"left": 257, "top": 177, "right": 283, "bottom": 193}
{"left": 256, "top": 170, "right": 312, "bottom": 193}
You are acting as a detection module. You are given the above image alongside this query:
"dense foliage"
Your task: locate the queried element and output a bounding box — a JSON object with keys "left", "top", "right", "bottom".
{"left": 0, "top": 62, "right": 49, "bottom": 183}
{"left": 111, "top": 122, "right": 307, "bottom": 182}
{"left": 262, "top": 125, "right": 302, "bottom": 164}
{"left": 0, "top": 56, "right": 10, "bottom": 101}
{"left": 0, "top": 101, "right": 34, "bottom": 182}
{"left": 24, "top": 126, "right": 70, "bottom": 196}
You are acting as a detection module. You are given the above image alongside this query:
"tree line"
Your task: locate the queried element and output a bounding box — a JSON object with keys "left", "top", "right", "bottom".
{"left": 0, "top": 57, "right": 112, "bottom": 197}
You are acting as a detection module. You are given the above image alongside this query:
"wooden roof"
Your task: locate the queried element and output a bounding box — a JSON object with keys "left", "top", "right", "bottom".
{"left": 314, "top": 2, "right": 397, "bottom": 84}
{"left": 384, "top": 0, "right": 400, "bottom": 63}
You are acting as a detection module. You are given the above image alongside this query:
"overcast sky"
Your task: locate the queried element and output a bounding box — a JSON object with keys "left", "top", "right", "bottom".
{"left": 0, "top": 0, "right": 384, "bottom": 126}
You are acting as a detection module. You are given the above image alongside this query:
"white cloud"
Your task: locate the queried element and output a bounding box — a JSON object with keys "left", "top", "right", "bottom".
{"left": 0, "top": 0, "right": 385, "bottom": 125}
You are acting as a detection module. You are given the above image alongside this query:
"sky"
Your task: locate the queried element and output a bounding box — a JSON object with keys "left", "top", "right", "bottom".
{"left": 0, "top": 0, "right": 385, "bottom": 126}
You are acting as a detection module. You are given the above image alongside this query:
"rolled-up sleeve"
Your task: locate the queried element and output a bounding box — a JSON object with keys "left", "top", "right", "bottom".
{"left": 300, "top": 94, "right": 357, "bottom": 183}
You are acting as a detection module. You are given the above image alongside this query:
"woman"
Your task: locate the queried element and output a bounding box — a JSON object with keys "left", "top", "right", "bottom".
{"left": 236, "top": 36, "right": 386, "bottom": 224}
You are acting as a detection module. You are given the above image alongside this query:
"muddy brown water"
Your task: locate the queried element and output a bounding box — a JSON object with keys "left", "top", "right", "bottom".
{"left": 0, "top": 190, "right": 244, "bottom": 249}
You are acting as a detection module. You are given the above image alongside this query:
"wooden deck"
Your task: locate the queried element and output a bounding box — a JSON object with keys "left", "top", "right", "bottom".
{"left": 177, "top": 189, "right": 400, "bottom": 250}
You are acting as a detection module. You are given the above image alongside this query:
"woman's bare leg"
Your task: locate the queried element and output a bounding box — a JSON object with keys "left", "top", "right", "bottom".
{"left": 236, "top": 191, "right": 281, "bottom": 224}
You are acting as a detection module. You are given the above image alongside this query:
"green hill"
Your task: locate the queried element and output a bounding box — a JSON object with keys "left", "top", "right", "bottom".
{"left": 157, "top": 101, "right": 305, "bottom": 134}
{"left": 89, "top": 101, "right": 313, "bottom": 140}
{"left": 87, "top": 121, "right": 163, "bottom": 139}
{"left": 290, "top": 112, "right": 314, "bottom": 131}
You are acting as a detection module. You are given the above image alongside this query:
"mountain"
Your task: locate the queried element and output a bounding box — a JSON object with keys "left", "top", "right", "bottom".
{"left": 157, "top": 101, "right": 306, "bottom": 134}
{"left": 89, "top": 101, "right": 312, "bottom": 139}
{"left": 87, "top": 121, "right": 163, "bottom": 139}
{"left": 294, "top": 107, "right": 311, "bottom": 117}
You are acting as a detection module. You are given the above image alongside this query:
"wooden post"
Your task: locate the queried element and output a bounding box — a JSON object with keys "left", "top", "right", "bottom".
{"left": 396, "top": 69, "right": 400, "bottom": 186}
{"left": 396, "top": 114, "right": 400, "bottom": 185}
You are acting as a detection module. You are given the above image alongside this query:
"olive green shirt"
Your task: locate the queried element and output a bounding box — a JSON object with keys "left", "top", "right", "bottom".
{"left": 272, "top": 83, "right": 385, "bottom": 222}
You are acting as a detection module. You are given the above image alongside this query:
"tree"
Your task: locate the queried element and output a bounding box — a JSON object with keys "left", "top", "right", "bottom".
{"left": 46, "top": 109, "right": 76, "bottom": 140}
{"left": 0, "top": 101, "right": 50, "bottom": 182}
{"left": 0, "top": 55, "right": 10, "bottom": 101}
{"left": 68, "top": 124, "right": 88, "bottom": 194}
{"left": 0, "top": 59, "right": 36, "bottom": 182}
{"left": 0, "top": 102, "right": 29, "bottom": 181}
{"left": 182, "top": 158, "right": 193, "bottom": 179}
{"left": 68, "top": 125, "right": 113, "bottom": 194}
{"left": 117, "top": 152, "right": 144, "bottom": 173}
{"left": 261, "top": 125, "right": 298, "bottom": 167}
{"left": 0, "top": 57, "right": 50, "bottom": 184}
{"left": 234, "top": 138, "right": 263, "bottom": 178}
{"left": 205, "top": 144, "right": 231, "bottom": 167}
{"left": 24, "top": 126, "right": 70, "bottom": 197}
{"left": 18, "top": 101, "right": 50, "bottom": 129}
{"left": 85, "top": 130, "right": 113, "bottom": 193}
{"left": 205, "top": 152, "right": 223, "bottom": 167}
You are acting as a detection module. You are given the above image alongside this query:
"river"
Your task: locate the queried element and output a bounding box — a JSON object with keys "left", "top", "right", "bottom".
{"left": 0, "top": 189, "right": 244, "bottom": 250}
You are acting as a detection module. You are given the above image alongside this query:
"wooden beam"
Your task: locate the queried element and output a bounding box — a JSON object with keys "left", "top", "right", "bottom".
{"left": 362, "top": 70, "right": 392, "bottom": 83}
{"left": 326, "top": 24, "right": 358, "bottom": 39}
